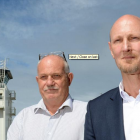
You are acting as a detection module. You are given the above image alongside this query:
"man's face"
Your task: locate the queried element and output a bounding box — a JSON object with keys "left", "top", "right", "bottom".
{"left": 36, "top": 55, "right": 73, "bottom": 104}
{"left": 109, "top": 16, "right": 140, "bottom": 74}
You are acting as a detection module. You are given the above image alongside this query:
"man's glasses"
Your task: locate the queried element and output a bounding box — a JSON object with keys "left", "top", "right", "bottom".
{"left": 39, "top": 51, "right": 67, "bottom": 62}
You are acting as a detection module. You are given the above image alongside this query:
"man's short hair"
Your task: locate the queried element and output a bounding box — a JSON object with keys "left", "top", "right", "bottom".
{"left": 38, "top": 55, "right": 70, "bottom": 74}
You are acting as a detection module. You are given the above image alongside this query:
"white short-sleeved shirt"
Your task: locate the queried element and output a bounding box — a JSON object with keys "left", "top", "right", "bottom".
{"left": 7, "top": 95, "right": 87, "bottom": 140}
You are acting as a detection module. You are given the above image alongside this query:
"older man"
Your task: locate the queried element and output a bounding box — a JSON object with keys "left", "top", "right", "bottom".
{"left": 8, "top": 52, "right": 87, "bottom": 140}
{"left": 84, "top": 15, "right": 140, "bottom": 140}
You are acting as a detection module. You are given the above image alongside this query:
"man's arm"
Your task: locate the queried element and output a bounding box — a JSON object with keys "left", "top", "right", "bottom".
{"left": 84, "top": 101, "right": 96, "bottom": 140}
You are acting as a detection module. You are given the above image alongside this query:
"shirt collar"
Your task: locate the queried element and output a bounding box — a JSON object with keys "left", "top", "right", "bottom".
{"left": 34, "top": 99, "right": 46, "bottom": 114}
{"left": 34, "top": 94, "right": 73, "bottom": 114}
{"left": 119, "top": 81, "right": 140, "bottom": 102}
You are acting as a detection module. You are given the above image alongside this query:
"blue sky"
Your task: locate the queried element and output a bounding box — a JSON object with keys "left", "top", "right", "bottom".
{"left": 0, "top": 0, "right": 140, "bottom": 114}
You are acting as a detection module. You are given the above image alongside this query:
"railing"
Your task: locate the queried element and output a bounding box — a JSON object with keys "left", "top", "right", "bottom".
{"left": 0, "top": 83, "right": 5, "bottom": 88}
{"left": 10, "top": 90, "right": 16, "bottom": 100}
{"left": 0, "top": 60, "right": 6, "bottom": 83}
{"left": 11, "top": 107, "right": 16, "bottom": 116}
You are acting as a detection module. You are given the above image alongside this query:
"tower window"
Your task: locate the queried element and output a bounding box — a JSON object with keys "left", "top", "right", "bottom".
{"left": 0, "top": 93, "right": 2, "bottom": 99}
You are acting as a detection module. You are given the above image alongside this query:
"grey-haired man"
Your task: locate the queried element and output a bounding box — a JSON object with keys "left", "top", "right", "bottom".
{"left": 8, "top": 52, "right": 87, "bottom": 140}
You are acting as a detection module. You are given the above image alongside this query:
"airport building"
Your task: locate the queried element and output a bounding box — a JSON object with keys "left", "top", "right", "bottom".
{"left": 0, "top": 59, "right": 16, "bottom": 140}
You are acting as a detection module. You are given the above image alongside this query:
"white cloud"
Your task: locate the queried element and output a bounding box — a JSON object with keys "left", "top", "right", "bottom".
{"left": 0, "top": 19, "right": 33, "bottom": 39}
{"left": 71, "top": 0, "right": 98, "bottom": 8}
{"left": 73, "top": 91, "right": 100, "bottom": 102}
{"left": 0, "top": 0, "right": 100, "bottom": 39}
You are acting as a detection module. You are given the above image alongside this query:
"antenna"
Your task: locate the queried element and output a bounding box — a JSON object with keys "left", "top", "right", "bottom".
{"left": 0, "top": 59, "right": 13, "bottom": 85}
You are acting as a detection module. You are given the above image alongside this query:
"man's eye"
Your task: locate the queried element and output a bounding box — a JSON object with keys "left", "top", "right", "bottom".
{"left": 131, "top": 37, "right": 139, "bottom": 40}
{"left": 114, "top": 39, "right": 120, "bottom": 43}
{"left": 52, "top": 75, "right": 61, "bottom": 79}
{"left": 40, "top": 76, "right": 47, "bottom": 80}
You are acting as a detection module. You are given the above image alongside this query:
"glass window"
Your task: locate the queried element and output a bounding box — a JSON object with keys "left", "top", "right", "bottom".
{"left": 0, "top": 93, "right": 2, "bottom": 99}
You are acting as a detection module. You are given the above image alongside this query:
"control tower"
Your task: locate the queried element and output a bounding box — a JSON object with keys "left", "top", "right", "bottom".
{"left": 0, "top": 59, "right": 16, "bottom": 140}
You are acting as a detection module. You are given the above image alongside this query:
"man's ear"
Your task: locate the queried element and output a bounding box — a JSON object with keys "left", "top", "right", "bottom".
{"left": 67, "top": 73, "right": 74, "bottom": 86}
{"left": 108, "top": 42, "right": 115, "bottom": 59}
{"left": 36, "top": 76, "right": 39, "bottom": 83}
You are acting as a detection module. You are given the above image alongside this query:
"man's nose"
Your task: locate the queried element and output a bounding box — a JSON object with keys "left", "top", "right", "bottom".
{"left": 46, "top": 76, "right": 55, "bottom": 86}
{"left": 122, "top": 39, "right": 131, "bottom": 52}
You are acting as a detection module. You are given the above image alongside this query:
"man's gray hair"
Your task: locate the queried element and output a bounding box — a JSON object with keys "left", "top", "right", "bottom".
{"left": 64, "top": 60, "right": 70, "bottom": 73}
{"left": 38, "top": 55, "right": 70, "bottom": 74}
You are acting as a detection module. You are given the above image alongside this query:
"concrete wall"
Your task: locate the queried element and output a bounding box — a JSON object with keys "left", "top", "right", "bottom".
{"left": 0, "top": 109, "right": 4, "bottom": 140}
{"left": 0, "top": 88, "right": 4, "bottom": 140}
{"left": 5, "top": 87, "right": 12, "bottom": 135}
{"left": 0, "top": 84, "right": 15, "bottom": 140}
{"left": 0, "top": 86, "right": 13, "bottom": 140}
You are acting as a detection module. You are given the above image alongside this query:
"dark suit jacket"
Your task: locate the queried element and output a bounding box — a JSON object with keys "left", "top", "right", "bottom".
{"left": 84, "top": 87, "right": 125, "bottom": 140}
